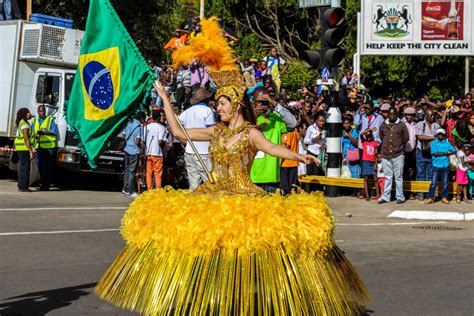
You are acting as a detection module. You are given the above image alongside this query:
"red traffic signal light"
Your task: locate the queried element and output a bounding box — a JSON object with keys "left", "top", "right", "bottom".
{"left": 322, "top": 7, "right": 346, "bottom": 68}
{"left": 323, "top": 7, "right": 345, "bottom": 27}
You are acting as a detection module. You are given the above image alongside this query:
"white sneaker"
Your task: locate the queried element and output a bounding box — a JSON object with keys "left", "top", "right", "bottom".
{"left": 130, "top": 192, "right": 139, "bottom": 198}
{"left": 121, "top": 189, "right": 129, "bottom": 196}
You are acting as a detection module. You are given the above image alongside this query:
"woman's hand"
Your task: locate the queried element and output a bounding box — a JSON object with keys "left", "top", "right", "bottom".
{"left": 300, "top": 154, "right": 320, "bottom": 165}
{"left": 153, "top": 80, "right": 168, "bottom": 101}
{"left": 29, "top": 149, "right": 36, "bottom": 160}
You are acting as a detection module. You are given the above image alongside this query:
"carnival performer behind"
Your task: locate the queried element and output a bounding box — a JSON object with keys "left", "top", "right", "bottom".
{"left": 96, "top": 17, "right": 369, "bottom": 316}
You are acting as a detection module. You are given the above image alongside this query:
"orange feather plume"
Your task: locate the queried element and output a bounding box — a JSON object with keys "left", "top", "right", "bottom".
{"left": 172, "top": 17, "right": 238, "bottom": 71}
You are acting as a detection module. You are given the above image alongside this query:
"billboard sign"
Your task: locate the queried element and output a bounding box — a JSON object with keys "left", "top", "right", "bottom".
{"left": 361, "top": 0, "right": 473, "bottom": 55}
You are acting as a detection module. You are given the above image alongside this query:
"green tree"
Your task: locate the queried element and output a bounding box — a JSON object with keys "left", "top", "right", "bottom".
{"left": 281, "top": 62, "right": 318, "bottom": 99}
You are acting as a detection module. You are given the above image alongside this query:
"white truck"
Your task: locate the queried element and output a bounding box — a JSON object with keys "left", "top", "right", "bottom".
{"left": 0, "top": 20, "right": 124, "bottom": 174}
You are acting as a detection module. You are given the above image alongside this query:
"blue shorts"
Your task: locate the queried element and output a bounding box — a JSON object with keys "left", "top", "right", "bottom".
{"left": 361, "top": 161, "right": 376, "bottom": 176}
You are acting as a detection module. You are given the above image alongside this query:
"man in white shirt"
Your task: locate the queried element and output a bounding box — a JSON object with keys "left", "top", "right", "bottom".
{"left": 145, "top": 110, "right": 167, "bottom": 189}
{"left": 179, "top": 87, "right": 215, "bottom": 189}
{"left": 303, "top": 113, "right": 326, "bottom": 192}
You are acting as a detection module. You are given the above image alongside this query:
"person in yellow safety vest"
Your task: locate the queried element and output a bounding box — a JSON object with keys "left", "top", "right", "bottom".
{"left": 32, "top": 104, "right": 58, "bottom": 191}
{"left": 14, "top": 108, "right": 36, "bottom": 192}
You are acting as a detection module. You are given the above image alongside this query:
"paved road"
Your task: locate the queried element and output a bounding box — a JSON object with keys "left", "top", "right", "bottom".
{"left": 0, "top": 177, "right": 473, "bottom": 315}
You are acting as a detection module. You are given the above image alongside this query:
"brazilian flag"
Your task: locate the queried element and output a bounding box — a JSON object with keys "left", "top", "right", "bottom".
{"left": 67, "top": 0, "right": 155, "bottom": 167}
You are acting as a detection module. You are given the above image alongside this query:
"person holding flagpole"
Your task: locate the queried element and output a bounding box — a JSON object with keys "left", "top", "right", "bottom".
{"left": 96, "top": 16, "right": 369, "bottom": 315}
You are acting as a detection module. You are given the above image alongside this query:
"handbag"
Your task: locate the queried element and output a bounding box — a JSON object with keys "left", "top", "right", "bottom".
{"left": 346, "top": 147, "right": 360, "bottom": 162}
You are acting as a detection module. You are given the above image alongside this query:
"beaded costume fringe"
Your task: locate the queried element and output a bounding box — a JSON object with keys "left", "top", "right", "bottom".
{"left": 96, "top": 243, "right": 368, "bottom": 315}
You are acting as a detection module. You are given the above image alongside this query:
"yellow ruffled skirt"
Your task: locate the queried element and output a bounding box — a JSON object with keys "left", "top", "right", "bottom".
{"left": 96, "top": 188, "right": 369, "bottom": 315}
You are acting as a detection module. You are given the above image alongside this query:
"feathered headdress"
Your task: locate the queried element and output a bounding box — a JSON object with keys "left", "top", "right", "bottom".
{"left": 172, "top": 17, "right": 245, "bottom": 110}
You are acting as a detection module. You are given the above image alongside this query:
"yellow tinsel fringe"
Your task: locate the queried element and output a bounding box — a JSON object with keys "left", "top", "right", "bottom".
{"left": 96, "top": 189, "right": 370, "bottom": 315}
{"left": 96, "top": 243, "right": 369, "bottom": 315}
{"left": 121, "top": 188, "right": 334, "bottom": 258}
{"left": 172, "top": 17, "right": 238, "bottom": 71}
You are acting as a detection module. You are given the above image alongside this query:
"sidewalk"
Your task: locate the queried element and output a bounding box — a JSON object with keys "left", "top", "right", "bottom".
{"left": 327, "top": 196, "right": 474, "bottom": 222}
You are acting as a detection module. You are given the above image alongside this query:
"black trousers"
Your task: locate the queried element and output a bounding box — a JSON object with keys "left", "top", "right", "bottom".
{"left": 280, "top": 166, "right": 299, "bottom": 194}
{"left": 17, "top": 151, "right": 30, "bottom": 190}
{"left": 38, "top": 148, "right": 54, "bottom": 189}
{"left": 304, "top": 151, "right": 324, "bottom": 193}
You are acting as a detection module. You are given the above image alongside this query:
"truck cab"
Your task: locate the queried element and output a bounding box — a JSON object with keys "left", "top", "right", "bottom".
{"left": 0, "top": 20, "right": 124, "bottom": 175}
{"left": 32, "top": 69, "right": 124, "bottom": 174}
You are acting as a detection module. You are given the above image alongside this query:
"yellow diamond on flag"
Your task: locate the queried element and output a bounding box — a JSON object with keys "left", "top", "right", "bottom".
{"left": 79, "top": 46, "right": 121, "bottom": 120}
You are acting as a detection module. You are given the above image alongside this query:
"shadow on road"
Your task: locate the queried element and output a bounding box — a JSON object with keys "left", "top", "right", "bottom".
{"left": 0, "top": 283, "right": 96, "bottom": 316}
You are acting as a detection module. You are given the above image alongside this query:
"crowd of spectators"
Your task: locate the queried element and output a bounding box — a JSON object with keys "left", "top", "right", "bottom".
{"left": 123, "top": 22, "right": 474, "bottom": 203}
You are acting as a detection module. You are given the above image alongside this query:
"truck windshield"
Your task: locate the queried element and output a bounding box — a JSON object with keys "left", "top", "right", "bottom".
{"left": 36, "top": 75, "right": 61, "bottom": 107}
{"left": 65, "top": 73, "right": 75, "bottom": 101}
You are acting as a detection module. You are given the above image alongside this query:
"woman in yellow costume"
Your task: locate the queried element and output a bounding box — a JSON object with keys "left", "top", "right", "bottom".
{"left": 96, "top": 18, "right": 369, "bottom": 315}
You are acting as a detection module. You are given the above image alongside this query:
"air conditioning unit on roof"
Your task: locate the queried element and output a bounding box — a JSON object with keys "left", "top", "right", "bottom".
{"left": 20, "top": 22, "right": 83, "bottom": 67}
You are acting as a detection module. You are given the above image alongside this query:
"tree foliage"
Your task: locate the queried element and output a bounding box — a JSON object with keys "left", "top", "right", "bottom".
{"left": 33, "top": 0, "right": 470, "bottom": 100}
{"left": 281, "top": 62, "right": 318, "bottom": 99}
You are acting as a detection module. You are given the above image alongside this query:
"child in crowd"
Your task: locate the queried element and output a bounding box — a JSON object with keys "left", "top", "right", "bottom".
{"left": 455, "top": 142, "right": 471, "bottom": 203}
{"left": 376, "top": 153, "right": 384, "bottom": 198}
{"left": 360, "top": 130, "right": 380, "bottom": 201}
{"left": 468, "top": 148, "right": 474, "bottom": 198}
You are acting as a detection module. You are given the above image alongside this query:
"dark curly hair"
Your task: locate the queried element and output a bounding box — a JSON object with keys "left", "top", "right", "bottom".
{"left": 15, "top": 108, "right": 30, "bottom": 127}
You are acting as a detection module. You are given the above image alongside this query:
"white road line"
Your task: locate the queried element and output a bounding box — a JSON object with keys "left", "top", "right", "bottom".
{"left": 0, "top": 228, "right": 120, "bottom": 236}
{"left": 337, "top": 221, "right": 447, "bottom": 226}
{"left": 0, "top": 206, "right": 127, "bottom": 211}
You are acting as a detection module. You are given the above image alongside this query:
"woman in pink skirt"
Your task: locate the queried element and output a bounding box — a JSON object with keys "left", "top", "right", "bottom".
{"left": 455, "top": 142, "right": 471, "bottom": 203}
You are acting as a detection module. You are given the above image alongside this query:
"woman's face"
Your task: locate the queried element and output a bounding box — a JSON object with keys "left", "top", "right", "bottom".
{"left": 316, "top": 116, "right": 325, "bottom": 128}
{"left": 343, "top": 121, "right": 351, "bottom": 131}
{"left": 216, "top": 96, "right": 235, "bottom": 122}
{"left": 264, "top": 79, "right": 271, "bottom": 87}
{"left": 26, "top": 111, "right": 31, "bottom": 119}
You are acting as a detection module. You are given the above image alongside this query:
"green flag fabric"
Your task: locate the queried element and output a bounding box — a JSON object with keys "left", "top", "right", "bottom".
{"left": 67, "top": 0, "right": 155, "bottom": 168}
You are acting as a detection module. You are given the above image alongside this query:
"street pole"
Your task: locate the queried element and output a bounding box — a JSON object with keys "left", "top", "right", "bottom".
{"left": 354, "top": 12, "right": 361, "bottom": 86}
{"left": 324, "top": 0, "right": 343, "bottom": 197}
{"left": 465, "top": 56, "right": 470, "bottom": 94}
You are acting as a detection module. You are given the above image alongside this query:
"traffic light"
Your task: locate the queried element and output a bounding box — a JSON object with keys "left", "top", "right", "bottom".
{"left": 300, "top": 7, "right": 347, "bottom": 69}
{"left": 322, "top": 7, "right": 346, "bottom": 68}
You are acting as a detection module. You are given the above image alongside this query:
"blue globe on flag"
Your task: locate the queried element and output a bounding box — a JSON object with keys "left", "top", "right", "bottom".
{"left": 83, "top": 61, "right": 115, "bottom": 110}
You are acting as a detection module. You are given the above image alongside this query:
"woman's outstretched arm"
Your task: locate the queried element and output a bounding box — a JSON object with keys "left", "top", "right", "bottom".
{"left": 249, "top": 128, "right": 320, "bottom": 165}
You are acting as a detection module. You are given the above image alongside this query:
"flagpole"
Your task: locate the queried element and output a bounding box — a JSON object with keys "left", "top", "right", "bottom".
{"left": 172, "top": 112, "right": 216, "bottom": 183}
{"left": 200, "top": 0, "right": 205, "bottom": 19}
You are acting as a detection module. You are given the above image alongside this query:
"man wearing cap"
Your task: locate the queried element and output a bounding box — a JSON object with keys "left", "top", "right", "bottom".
{"left": 378, "top": 107, "right": 409, "bottom": 204}
{"left": 425, "top": 128, "right": 456, "bottom": 204}
{"left": 402, "top": 107, "right": 418, "bottom": 198}
{"left": 354, "top": 101, "right": 384, "bottom": 149}
{"left": 179, "top": 87, "right": 215, "bottom": 189}
{"left": 380, "top": 103, "right": 391, "bottom": 120}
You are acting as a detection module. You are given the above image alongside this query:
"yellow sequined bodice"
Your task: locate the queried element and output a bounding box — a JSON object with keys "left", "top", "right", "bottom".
{"left": 194, "top": 123, "right": 265, "bottom": 195}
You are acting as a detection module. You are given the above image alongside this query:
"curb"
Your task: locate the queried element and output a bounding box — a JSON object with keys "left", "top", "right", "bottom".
{"left": 388, "top": 210, "right": 474, "bottom": 221}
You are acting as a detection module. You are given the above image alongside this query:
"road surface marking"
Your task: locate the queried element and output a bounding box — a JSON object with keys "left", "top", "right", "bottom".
{"left": 0, "top": 228, "right": 120, "bottom": 236}
{"left": 0, "top": 222, "right": 450, "bottom": 237}
{"left": 389, "top": 210, "right": 473, "bottom": 221}
{"left": 0, "top": 206, "right": 127, "bottom": 211}
{"left": 337, "top": 221, "right": 447, "bottom": 226}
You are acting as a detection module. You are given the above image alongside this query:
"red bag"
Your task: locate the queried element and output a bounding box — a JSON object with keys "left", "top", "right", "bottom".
{"left": 346, "top": 147, "right": 360, "bottom": 163}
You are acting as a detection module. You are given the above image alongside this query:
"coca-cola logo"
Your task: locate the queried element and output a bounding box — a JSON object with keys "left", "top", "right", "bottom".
{"left": 426, "top": 5, "right": 441, "bottom": 12}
